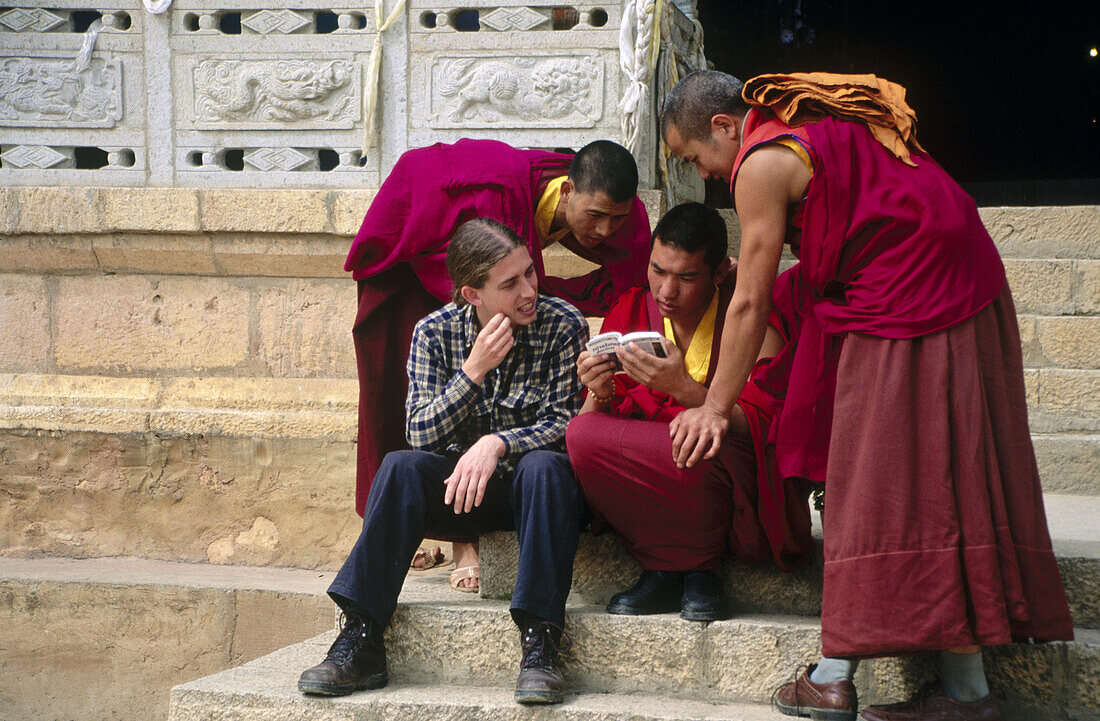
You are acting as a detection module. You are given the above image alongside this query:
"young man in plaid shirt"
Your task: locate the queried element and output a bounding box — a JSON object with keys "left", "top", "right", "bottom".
{"left": 298, "top": 218, "right": 588, "bottom": 705}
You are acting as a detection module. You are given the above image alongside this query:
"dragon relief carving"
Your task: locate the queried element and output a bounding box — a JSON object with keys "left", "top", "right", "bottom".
{"left": 432, "top": 56, "right": 602, "bottom": 127}
{"left": 0, "top": 56, "right": 122, "bottom": 127}
{"left": 193, "top": 59, "right": 359, "bottom": 127}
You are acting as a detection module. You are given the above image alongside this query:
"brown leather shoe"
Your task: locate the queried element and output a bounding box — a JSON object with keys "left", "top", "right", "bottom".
{"left": 860, "top": 681, "right": 1000, "bottom": 721}
{"left": 514, "top": 620, "right": 571, "bottom": 705}
{"left": 773, "top": 664, "right": 858, "bottom": 720}
{"left": 298, "top": 612, "right": 387, "bottom": 696}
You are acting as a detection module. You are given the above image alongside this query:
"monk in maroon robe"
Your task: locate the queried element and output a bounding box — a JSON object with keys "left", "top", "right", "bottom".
{"left": 662, "top": 71, "right": 1072, "bottom": 721}
{"left": 346, "top": 139, "right": 650, "bottom": 590}
{"left": 566, "top": 203, "right": 813, "bottom": 621}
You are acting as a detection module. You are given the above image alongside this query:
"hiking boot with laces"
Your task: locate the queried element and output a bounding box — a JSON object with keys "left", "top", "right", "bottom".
{"left": 514, "top": 619, "right": 571, "bottom": 705}
{"left": 298, "top": 612, "right": 387, "bottom": 696}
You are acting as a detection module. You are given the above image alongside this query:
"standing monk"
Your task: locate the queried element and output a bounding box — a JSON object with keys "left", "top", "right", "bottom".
{"left": 346, "top": 139, "right": 650, "bottom": 589}
{"left": 661, "top": 71, "right": 1073, "bottom": 721}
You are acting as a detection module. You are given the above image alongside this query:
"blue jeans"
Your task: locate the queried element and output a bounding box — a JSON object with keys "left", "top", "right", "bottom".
{"left": 328, "top": 449, "right": 583, "bottom": 628}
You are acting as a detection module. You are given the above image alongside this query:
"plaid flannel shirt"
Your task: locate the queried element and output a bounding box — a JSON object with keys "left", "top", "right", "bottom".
{"left": 405, "top": 295, "right": 587, "bottom": 473}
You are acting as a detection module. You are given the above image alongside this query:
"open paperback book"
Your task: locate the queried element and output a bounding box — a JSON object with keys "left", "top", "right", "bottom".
{"left": 585, "top": 331, "right": 667, "bottom": 369}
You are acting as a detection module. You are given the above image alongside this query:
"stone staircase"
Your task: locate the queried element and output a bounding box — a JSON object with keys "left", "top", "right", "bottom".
{"left": 1, "top": 189, "right": 1097, "bottom": 720}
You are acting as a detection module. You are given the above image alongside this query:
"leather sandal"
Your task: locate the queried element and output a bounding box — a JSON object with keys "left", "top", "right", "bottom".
{"left": 410, "top": 545, "right": 446, "bottom": 570}
{"left": 449, "top": 565, "right": 480, "bottom": 593}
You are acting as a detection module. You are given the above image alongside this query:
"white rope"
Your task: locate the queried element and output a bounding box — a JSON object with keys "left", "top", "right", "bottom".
{"left": 617, "top": 0, "right": 662, "bottom": 156}
{"left": 362, "top": 0, "right": 405, "bottom": 153}
{"left": 142, "top": 0, "right": 172, "bottom": 14}
{"left": 68, "top": 17, "right": 102, "bottom": 73}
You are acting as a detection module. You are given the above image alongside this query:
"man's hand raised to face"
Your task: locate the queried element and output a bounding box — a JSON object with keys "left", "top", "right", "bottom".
{"left": 462, "top": 312, "right": 513, "bottom": 385}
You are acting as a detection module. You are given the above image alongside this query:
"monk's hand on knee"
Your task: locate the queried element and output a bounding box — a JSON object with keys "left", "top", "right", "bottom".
{"left": 444, "top": 435, "right": 506, "bottom": 513}
{"left": 577, "top": 350, "right": 616, "bottom": 399}
{"left": 670, "top": 406, "right": 728, "bottom": 469}
{"left": 462, "top": 313, "right": 514, "bottom": 385}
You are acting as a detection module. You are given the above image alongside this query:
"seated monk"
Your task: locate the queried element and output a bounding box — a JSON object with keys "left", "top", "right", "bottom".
{"left": 565, "top": 202, "right": 813, "bottom": 621}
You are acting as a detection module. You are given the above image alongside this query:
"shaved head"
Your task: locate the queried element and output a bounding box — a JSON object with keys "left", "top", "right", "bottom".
{"left": 661, "top": 70, "right": 749, "bottom": 143}
{"left": 569, "top": 140, "right": 639, "bottom": 203}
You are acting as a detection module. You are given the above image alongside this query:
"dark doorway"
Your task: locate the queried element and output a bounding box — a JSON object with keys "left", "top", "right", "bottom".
{"left": 696, "top": 0, "right": 1098, "bottom": 204}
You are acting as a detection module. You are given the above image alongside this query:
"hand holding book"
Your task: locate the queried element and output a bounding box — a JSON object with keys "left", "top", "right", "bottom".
{"left": 585, "top": 331, "right": 668, "bottom": 370}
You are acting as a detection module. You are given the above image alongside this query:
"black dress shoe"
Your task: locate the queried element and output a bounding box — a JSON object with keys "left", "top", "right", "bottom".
{"left": 298, "top": 612, "right": 388, "bottom": 696}
{"left": 606, "top": 570, "right": 683, "bottom": 615}
{"left": 681, "top": 570, "right": 721, "bottom": 621}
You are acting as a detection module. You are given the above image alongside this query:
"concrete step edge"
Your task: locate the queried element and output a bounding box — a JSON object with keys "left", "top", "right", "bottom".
{"left": 2, "top": 371, "right": 1098, "bottom": 438}
{"left": 0, "top": 555, "right": 337, "bottom": 596}
{"left": 170, "top": 675, "right": 780, "bottom": 721}
{"left": 172, "top": 611, "right": 1100, "bottom": 721}
{"left": 6, "top": 556, "right": 1091, "bottom": 719}
{"left": 0, "top": 373, "right": 357, "bottom": 439}
{"left": 482, "top": 493, "right": 1100, "bottom": 628}
{"left": 0, "top": 556, "right": 337, "bottom": 721}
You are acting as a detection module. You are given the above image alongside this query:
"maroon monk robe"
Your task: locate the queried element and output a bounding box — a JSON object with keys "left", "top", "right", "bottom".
{"left": 732, "top": 111, "right": 1073, "bottom": 657}
{"left": 347, "top": 139, "right": 651, "bottom": 517}
{"left": 566, "top": 284, "right": 814, "bottom": 572}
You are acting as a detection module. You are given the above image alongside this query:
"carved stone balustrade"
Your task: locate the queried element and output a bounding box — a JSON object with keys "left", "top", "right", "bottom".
{"left": 0, "top": 1, "right": 706, "bottom": 190}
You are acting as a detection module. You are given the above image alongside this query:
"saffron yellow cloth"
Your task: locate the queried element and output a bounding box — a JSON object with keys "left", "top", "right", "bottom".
{"left": 772, "top": 136, "right": 814, "bottom": 173}
{"left": 743, "top": 72, "right": 926, "bottom": 167}
{"left": 663, "top": 291, "right": 719, "bottom": 383}
{"left": 534, "top": 175, "right": 571, "bottom": 246}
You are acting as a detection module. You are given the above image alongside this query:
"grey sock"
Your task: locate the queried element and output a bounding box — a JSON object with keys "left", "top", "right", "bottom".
{"left": 809, "top": 656, "right": 858, "bottom": 684}
{"left": 940, "top": 650, "right": 990, "bottom": 703}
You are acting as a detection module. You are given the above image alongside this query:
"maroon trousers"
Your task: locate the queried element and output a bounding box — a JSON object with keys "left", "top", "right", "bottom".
{"left": 566, "top": 413, "right": 779, "bottom": 571}
{"left": 821, "top": 288, "right": 1074, "bottom": 657}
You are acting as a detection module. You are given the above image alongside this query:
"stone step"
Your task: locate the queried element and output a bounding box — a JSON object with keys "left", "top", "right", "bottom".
{"left": 172, "top": 573, "right": 1099, "bottom": 721}
{"left": 0, "top": 556, "right": 336, "bottom": 721}
{"left": 481, "top": 494, "right": 1100, "bottom": 629}
{"left": 9, "top": 365, "right": 1087, "bottom": 443}
{"left": 0, "top": 374, "right": 361, "bottom": 569}
{"left": 2, "top": 374, "right": 1097, "bottom": 569}
{"left": 171, "top": 675, "right": 780, "bottom": 721}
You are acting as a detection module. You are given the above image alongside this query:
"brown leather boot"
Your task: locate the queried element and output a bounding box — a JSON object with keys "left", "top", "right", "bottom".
{"left": 297, "top": 612, "right": 387, "bottom": 696}
{"left": 773, "top": 664, "right": 858, "bottom": 720}
{"left": 514, "top": 620, "right": 571, "bottom": 705}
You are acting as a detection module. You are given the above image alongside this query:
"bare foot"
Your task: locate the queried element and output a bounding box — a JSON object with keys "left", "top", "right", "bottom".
{"left": 450, "top": 540, "right": 480, "bottom": 591}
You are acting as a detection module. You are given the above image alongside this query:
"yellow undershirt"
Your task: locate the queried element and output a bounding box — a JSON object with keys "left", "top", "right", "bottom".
{"left": 663, "top": 292, "right": 719, "bottom": 384}
{"left": 534, "top": 176, "right": 571, "bottom": 246}
{"left": 772, "top": 137, "right": 814, "bottom": 174}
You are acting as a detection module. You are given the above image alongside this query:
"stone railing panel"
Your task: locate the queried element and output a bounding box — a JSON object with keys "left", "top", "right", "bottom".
{"left": 0, "top": 1, "right": 148, "bottom": 185}
{"left": 406, "top": 2, "right": 625, "bottom": 154}
{"left": 168, "top": 0, "right": 382, "bottom": 186}
{"left": 1, "top": 1, "right": 705, "bottom": 190}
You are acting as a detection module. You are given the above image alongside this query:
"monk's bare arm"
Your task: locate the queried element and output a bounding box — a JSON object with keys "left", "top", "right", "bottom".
{"left": 725, "top": 324, "right": 784, "bottom": 437}
{"left": 670, "top": 146, "right": 810, "bottom": 467}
